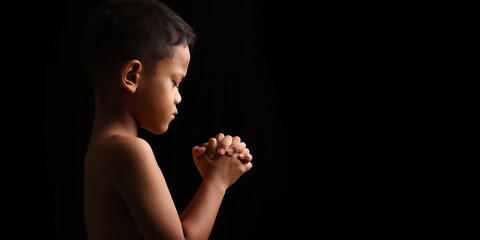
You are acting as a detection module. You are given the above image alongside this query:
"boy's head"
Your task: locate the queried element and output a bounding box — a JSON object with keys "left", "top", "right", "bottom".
{"left": 83, "top": 0, "right": 195, "bottom": 134}
{"left": 83, "top": 0, "right": 195, "bottom": 79}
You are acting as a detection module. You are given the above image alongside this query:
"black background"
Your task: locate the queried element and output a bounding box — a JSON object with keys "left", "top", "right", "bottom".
{"left": 5, "top": 0, "right": 423, "bottom": 239}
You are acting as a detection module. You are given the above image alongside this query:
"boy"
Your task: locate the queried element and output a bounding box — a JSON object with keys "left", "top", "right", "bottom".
{"left": 82, "top": 0, "right": 253, "bottom": 239}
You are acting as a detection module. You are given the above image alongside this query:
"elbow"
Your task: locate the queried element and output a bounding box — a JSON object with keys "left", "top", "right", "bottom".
{"left": 181, "top": 227, "right": 208, "bottom": 240}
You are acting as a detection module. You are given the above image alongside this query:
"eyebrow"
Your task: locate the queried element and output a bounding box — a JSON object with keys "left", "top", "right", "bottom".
{"left": 178, "top": 73, "right": 186, "bottom": 82}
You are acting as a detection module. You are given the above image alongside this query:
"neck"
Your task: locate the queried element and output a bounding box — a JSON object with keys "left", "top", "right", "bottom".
{"left": 90, "top": 92, "right": 139, "bottom": 140}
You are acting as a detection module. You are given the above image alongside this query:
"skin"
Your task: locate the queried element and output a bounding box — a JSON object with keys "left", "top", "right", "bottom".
{"left": 84, "top": 45, "right": 253, "bottom": 240}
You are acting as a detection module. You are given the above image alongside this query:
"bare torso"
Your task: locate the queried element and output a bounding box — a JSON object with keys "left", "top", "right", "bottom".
{"left": 84, "top": 137, "right": 145, "bottom": 240}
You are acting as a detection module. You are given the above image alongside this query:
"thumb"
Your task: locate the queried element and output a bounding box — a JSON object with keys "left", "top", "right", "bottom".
{"left": 192, "top": 146, "right": 206, "bottom": 157}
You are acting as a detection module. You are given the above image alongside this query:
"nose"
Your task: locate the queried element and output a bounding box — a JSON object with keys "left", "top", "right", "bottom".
{"left": 174, "top": 88, "right": 182, "bottom": 104}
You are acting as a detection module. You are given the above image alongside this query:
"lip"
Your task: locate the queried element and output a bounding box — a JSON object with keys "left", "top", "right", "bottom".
{"left": 171, "top": 111, "right": 178, "bottom": 120}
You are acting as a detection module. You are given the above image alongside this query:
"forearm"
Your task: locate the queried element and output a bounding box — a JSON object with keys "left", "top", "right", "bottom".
{"left": 180, "top": 180, "right": 226, "bottom": 240}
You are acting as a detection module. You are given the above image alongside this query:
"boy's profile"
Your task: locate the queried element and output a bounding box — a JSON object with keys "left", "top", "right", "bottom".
{"left": 82, "top": 0, "right": 253, "bottom": 239}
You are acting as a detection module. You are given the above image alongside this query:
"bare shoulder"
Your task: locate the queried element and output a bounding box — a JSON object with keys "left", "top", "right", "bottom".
{"left": 107, "top": 135, "right": 153, "bottom": 159}
{"left": 86, "top": 135, "right": 162, "bottom": 195}
{"left": 85, "top": 135, "right": 157, "bottom": 177}
{"left": 108, "top": 135, "right": 157, "bottom": 167}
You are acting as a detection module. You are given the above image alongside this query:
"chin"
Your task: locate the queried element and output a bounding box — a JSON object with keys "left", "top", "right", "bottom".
{"left": 145, "top": 124, "right": 169, "bottom": 135}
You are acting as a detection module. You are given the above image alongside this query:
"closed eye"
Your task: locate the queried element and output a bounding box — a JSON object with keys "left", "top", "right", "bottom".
{"left": 172, "top": 73, "right": 185, "bottom": 89}
{"left": 172, "top": 81, "right": 179, "bottom": 88}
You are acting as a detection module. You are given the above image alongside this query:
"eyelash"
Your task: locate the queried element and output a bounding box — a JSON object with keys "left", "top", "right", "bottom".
{"left": 172, "top": 81, "right": 179, "bottom": 89}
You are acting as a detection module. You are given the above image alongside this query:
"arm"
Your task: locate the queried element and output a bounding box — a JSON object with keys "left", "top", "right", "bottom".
{"left": 179, "top": 178, "right": 226, "bottom": 240}
{"left": 113, "top": 136, "right": 252, "bottom": 240}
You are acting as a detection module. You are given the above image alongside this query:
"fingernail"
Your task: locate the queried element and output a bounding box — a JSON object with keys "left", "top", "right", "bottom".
{"left": 218, "top": 148, "right": 225, "bottom": 155}
{"left": 239, "top": 154, "right": 245, "bottom": 159}
{"left": 227, "top": 148, "right": 234, "bottom": 155}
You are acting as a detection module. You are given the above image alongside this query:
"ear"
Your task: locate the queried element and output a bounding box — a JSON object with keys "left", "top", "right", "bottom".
{"left": 120, "top": 59, "right": 142, "bottom": 93}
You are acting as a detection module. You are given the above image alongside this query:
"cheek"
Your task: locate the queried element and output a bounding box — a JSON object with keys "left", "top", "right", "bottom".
{"left": 137, "top": 87, "right": 174, "bottom": 134}
{"left": 153, "top": 84, "right": 177, "bottom": 116}
{"left": 138, "top": 83, "right": 170, "bottom": 116}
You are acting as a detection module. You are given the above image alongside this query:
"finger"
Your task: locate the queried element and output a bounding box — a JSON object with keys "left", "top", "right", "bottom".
{"left": 231, "top": 136, "right": 241, "bottom": 145}
{"left": 207, "top": 138, "right": 217, "bottom": 159}
{"left": 192, "top": 146, "right": 199, "bottom": 155}
{"left": 196, "top": 146, "right": 206, "bottom": 157}
{"left": 238, "top": 148, "right": 249, "bottom": 156}
{"left": 211, "top": 133, "right": 224, "bottom": 156}
{"left": 215, "top": 133, "right": 225, "bottom": 143}
{"left": 239, "top": 149, "right": 252, "bottom": 162}
{"left": 217, "top": 135, "right": 232, "bottom": 156}
{"left": 192, "top": 146, "right": 206, "bottom": 157}
{"left": 230, "top": 142, "right": 246, "bottom": 154}
{"left": 242, "top": 162, "right": 253, "bottom": 173}
{"left": 228, "top": 137, "right": 241, "bottom": 155}
{"left": 202, "top": 142, "right": 208, "bottom": 148}
{"left": 240, "top": 153, "right": 253, "bottom": 163}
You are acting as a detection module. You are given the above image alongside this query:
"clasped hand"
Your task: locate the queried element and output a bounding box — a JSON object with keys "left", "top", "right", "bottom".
{"left": 192, "top": 133, "right": 253, "bottom": 190}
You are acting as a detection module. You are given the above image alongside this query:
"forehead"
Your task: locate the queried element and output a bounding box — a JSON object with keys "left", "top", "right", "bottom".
{"left": 155, "top": 45, "right": 190, "bottom": 75}
{"left": 171, "top": 45, "right": 190, "bottom": 64}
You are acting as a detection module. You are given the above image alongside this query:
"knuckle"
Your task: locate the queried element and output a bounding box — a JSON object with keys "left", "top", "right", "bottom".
{"left": 208, "top": 138, "right": 217, "bottom": 146}
{"left": 235, "top": 142, "right": 246, "bottom": 150}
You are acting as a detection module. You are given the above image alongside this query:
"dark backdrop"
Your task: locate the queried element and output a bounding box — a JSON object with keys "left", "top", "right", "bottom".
{"left": 35, "top": 0, "right": 298, "bottom": 239}
{"left": 8, "top": 0, "right": 415, "bottom": 239}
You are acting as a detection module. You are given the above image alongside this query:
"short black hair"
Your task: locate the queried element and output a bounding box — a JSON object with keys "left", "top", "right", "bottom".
{"left": 83, "top": 0, "right": 195, "bottom": 80}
